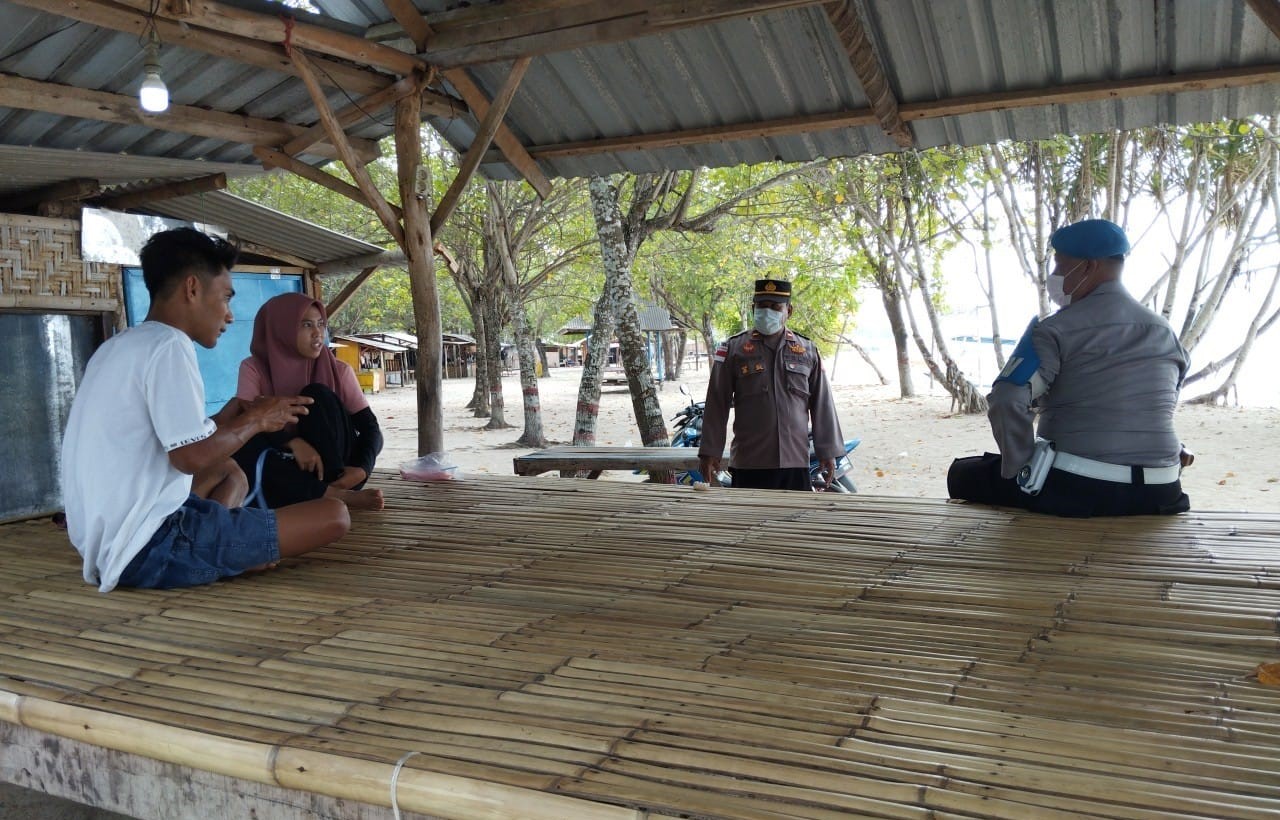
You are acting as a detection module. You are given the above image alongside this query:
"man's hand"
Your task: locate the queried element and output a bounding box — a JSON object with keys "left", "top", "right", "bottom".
{"left": 819, "top": 457, "right": 836, "bottom": 490}
{"left": 244, "top": 395, "right": 312, "bottom": 433}
{"left": 699, "top": 455, "right": 722, "bottom": 486}
{"left": 287, "top": 437, "right": 324, "bottom": 479}
{"left": 211, "top": 397, "right": 245, "bottom": 427}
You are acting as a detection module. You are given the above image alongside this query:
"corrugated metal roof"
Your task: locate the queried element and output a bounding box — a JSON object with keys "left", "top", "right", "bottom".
{"left": 141, "top": 190, "right": 384, "bottom": 266}
{"left": 0, "top": 144, "right": 257, "bottom": 198}
{"left": 442, "top": 0, "right": 1280, "bottom": 180}
{"left": 0, "top": 0, "right": 1275, "bottom": 192}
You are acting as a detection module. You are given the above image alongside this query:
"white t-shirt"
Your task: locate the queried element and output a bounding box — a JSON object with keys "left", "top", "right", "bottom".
{"left": 60, "top": 321, "right": 216, "bottom": 592}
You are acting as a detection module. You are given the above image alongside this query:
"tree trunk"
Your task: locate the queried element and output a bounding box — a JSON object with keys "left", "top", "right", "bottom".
{"left": 482, "top": 294, "right": 511, "bottom": 429}
{"left": 571, "top": 294, "right": 616, "bottom": 448}
{"left": 589, "top": 176, "right": 669, "bottom": 447}
{"left": 852, "top": 342, "right": 889, "bottom": 385}
{"left": 394, "top": 94, "right": 443, "bottom": 455}
{"left": 467, "top": 301, "right": 490, "bottom": 416}
{"left": 536, "top": 340, "right": 551, "bottom": 379}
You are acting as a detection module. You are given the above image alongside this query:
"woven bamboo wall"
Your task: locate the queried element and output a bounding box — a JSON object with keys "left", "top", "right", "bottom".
{"left": 0, "top": 213, "right": 120, "bottom": 311}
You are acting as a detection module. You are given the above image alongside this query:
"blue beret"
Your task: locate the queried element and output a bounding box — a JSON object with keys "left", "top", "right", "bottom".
{"left": 1050, "top": 219, "right": 1130, "bottom": 259}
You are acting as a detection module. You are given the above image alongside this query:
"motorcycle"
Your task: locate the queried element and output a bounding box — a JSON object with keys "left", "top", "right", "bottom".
{"left": 669, "top": 386, "right": 859, "bottom": 492}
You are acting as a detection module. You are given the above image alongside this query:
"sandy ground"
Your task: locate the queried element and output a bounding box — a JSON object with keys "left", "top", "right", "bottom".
{"left": 372, "top": 359, "right": 1280, "bottom": 514}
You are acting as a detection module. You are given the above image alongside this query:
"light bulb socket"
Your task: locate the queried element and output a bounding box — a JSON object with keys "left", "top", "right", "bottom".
{"left": 138, "top": 39, "right": 169, "bottom": 113}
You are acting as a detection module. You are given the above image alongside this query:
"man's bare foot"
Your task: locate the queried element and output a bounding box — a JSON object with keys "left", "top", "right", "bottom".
{"left": 326, "top": 486, "right": 385, "bottom": 511}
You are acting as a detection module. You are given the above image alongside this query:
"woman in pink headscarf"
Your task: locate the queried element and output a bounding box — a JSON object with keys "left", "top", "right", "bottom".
{"left": 233, "top": 293, "right": 383, "bottom": 511}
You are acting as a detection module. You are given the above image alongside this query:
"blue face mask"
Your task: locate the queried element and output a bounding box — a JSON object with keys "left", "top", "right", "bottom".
{"left": 753, "top": 307, "right": 786, "bottom": 335}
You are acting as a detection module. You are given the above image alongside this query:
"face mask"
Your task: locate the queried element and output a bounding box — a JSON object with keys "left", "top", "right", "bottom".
{"left": 753, "top": 307, "right": 786, "bottom": 335}
{"left": 1047, "top": 262, "right": 1086, "bottom": 308}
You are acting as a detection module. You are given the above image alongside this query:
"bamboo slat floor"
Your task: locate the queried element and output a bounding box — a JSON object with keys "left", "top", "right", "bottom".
{"left": 2, "top": 475, "right": 1279, "bottom": 819}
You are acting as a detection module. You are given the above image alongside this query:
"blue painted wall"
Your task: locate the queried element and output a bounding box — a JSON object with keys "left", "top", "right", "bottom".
{"left": 123, "top": 269, "right": 304, "bottom": 415}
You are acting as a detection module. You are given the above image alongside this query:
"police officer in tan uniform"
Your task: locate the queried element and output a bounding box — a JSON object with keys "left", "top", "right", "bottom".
{"left": 699, "top": 279, "right": 845, "bottom": 491}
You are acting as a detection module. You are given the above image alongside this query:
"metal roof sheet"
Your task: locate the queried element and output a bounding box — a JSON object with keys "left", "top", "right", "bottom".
{"left": 0, "top": 0, "right": 1275, "bottom": 193}
{"left": 140, "top": 189, "right": 384, "bottom": 266}
{"left": 0, "top": 144, "right": 258, "bottom": 198}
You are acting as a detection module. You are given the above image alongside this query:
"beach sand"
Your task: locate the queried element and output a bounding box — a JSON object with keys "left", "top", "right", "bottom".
{"left": 371, "top": 360, "right": 1280, "bottom": 513}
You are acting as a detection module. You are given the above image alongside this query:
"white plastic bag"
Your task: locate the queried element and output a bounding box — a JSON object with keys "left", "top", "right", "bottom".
{"left": 399, "top": 452, "right": 459, "bottom": 482}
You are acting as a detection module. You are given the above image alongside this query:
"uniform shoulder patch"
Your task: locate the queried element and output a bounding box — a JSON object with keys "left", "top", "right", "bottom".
{"left": 713, "top": 340, "right": 730, "bottom": 363}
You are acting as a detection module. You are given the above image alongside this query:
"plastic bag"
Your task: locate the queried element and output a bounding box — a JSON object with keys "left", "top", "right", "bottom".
{"left": 399, "top": 452, "right": 459, "bottom": 482}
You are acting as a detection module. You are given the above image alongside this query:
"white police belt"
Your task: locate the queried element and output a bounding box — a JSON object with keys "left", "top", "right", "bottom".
{"left": 1052, "top": 451, "right": 1181, "bottom": 485}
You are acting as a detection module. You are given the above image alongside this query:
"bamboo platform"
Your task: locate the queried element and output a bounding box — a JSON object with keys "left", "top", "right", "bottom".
{"left": 2, "top": 476, "right": 1280, "bottom": 819}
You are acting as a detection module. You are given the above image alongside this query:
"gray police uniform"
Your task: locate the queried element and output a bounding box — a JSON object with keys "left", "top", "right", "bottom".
{"left": 699, "top": 328, "right": 844, "bottom": 477}
{"left": 950, "top": 280, "right": 1190, "bottom": 516}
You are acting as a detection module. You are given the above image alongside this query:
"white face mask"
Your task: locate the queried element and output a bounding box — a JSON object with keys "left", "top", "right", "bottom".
{"left": 1047, "top": 262, "right": 1086, "bottom": 308}
{"left": 753, "top": 307, "right": 786, "bottom": 335}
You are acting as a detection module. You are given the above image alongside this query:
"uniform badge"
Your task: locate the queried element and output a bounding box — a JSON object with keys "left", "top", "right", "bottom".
{"left": 742, "top": 342, "right": 755, "bottom": 353}
{"left": 789, "top": 343, "right": 804, "bottom": 354}
{"left": 754, "top": 363, "right": 765, "bottom": 372}
{"left": 740, "top": 365, "right": 749, "bottom": 375}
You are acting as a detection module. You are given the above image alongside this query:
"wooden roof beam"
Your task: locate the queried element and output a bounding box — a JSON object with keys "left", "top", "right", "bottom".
{"left": 280, "top": 72, "right": 460, "bottom": 159}
{"left": 287, "top": 49, "right": 406, "bottom": 247}
{"left": 1246, "top": 0, "right": 1280, "bottom": 41}
{"left": 824, "top": 0, "right": 912, "bottom": 148}
{"left": 382, "top": 0, "right": 552, "bottom": 199}
{"left": 25, "top": 0, "right": 391, "bottom": 96}
{"left": 324, "top": 265, "right": 379, "bottom": 317}
{"left": 412, "top": 0, "right": 829, "bottom": 67}
{"left": 0, "top": 73, "right": 378, "bottom": 163}
{"left": 253, "top": 147, "right": 403, "bottom": 226}
{"left": 528, "top": 63, "right": 1280, "bottom": 159}
{"left": 0, "top": 179, "right": 101, "bottom": 212}
{"left": 432, "top": 58, "right": 531, "bottom": 234}
{"left": 103, "top": 0, "right": 424, "bottom": 77}
{"left": 94, "top": 174, "right": 227, "bottom": 210}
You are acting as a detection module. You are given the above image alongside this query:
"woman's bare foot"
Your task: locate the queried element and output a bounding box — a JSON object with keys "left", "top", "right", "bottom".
{"left": 326, "top": 486, "right": 385, "bottom": 511}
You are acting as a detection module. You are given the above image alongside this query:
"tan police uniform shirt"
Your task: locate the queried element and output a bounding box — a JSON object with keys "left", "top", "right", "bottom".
{"left": 699, "top": 328, "right": 844, "bottom": 469}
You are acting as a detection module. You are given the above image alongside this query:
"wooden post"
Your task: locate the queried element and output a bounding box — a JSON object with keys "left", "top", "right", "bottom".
{"left": 395, "top": 90, "right": 444, "bottom": 455}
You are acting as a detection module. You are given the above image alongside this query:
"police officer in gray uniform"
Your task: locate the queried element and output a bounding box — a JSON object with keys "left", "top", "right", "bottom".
{"left": 948, "top": 219, "right": 1192, "bottom": 517}
{"left": 699, "top": 278, "right": 845, "bottom": 491}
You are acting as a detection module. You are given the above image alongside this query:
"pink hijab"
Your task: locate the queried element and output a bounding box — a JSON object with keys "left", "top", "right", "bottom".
{"left": 248, "top": 292, "right": 346, "bottom": 397}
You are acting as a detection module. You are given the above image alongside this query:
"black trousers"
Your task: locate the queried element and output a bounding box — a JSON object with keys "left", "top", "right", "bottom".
{"left": 233, "top": 383, "right": 356, "bottom": 508}
{"left": 947, "top": 452, "right": 1190, "bottom": 518}
{"left": 729, "top": 467, "right": 812, "bottom": 492}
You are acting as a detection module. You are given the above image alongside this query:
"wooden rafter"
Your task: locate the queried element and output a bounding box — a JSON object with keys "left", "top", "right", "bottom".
{"left": 252, "top": 147, "right": 404, "bottom": 225}
{"left": 0, "top": 179, "right": 100, "bottom": 212}
{"left": 280, "top": 72, "right": 454, "bottom": 160}
{"left": 94, "top": 174, "right": 228, "bottom": 210}
{"left": 0, "top": 73, "right": 378, "bottom": 164}
{"left": 23, "top": 0, "right": 391, "bottom": 96}
{"left": 102, "top": 0, "right": 423, "bottom": 77}
{"left": 1246, "top": 0, "right": 1280, "bottom": 41}
{"left": 528, "top": 63, "right": 1280, "bottom": 159}
{"left": 824, "top": 0, "right": 912, "bottom": 148}
{"left": 432, "top": 58, "right": 532, "bottom": 233}
{"left": 412, "top": 0, "right": 829, "bottom": 67}
{"left": 324, "top": 265, "right": 380, "bottom": 317}
{"left": 382, "top": 0, "right": 552, "bottom": 199}
{"left": 287, "top": 49, "right": 406, "bottom": 247}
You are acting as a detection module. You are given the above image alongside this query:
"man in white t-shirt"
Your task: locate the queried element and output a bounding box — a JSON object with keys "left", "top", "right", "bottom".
{"left": 60, "top": 228, "right": 353, "bottom": 592}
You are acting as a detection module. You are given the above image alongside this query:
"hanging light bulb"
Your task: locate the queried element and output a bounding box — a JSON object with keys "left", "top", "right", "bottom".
{"left": 138, "top": 33, "right": 169, "bottom": 113}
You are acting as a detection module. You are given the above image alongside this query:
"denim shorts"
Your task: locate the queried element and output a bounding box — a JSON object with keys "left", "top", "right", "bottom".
{"left": 118, "top": 494, "right": 280, "bottom": 589}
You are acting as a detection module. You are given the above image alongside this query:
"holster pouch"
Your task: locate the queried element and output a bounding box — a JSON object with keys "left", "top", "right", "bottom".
{"left": 1017, "top": 438, "right": 1055, "bottom": 496}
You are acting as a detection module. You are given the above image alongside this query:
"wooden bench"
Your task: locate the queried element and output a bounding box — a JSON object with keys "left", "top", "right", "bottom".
{"left": 513, "top": 445, "right": 701, "bottom": 479}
